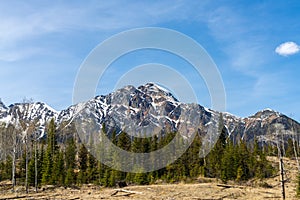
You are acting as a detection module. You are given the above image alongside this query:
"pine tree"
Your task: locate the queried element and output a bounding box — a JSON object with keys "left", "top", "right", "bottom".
{"left": 65, "top": 138, "right": 76, "bottom": 186}
{"left": 41, "top": 119, "right": 57, "bottom": 185}
{"left": 101, "top": 168, "right": 110, "bottom": 187}
{"left": 236, "top": 165, "right": 244, "bottom": 182}
{"left": 65, "top": 168, "right": 75, "bottom": 186}
{"left": 51, "top": 150, "right": 65, "bottom": 185}
{"left": 87, "top": 153, "right": 97, "bottom": 183}
{"left": 188, "top": 133, "right": 202, "bottom": 178}
{"left": 79, "top": 144, "right": 88, "bottom": 170}
{"left": 2, "top": 157, "right": 12, "bottom": 181}
{"left": 220, "top": 141, "right": 234, "bottom": 183}
{"left": 28, "top": 158, "right": 35, "bottom": 186}
{"left": 108, "top": 170, "right": 116, "bottom": 187}
{"left": 117, "top": 132, "right": 131, "bottom": 151}
{"left": 286, "top": 138, "right": 294, "bottom": 158}
{"left": 205, "top": 114, "right": 227, "bottom": 178}
{"left": 133, "top": 168, "right": 149, "bottom": 185}
{"left": 297, "top": 172, "right": 300, "bottom": 197}
{"left": 78, "top": 144, "right": 88, "bottom": 184}
{"left": 41, "top": 148, "right": 52, "bottom": 184}
{"left": 38, "top": 144, "right": 44, "bottom": 185}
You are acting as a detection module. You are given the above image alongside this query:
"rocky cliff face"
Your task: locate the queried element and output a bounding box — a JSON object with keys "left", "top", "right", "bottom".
{"left": 0, "top": 83, "right": 299, "bottom": 145}
{"left": 0, "top": 99, "right": 8, "bottom": 119}
{"left": 224, "top": 109, "right": 300, "bottom": 144}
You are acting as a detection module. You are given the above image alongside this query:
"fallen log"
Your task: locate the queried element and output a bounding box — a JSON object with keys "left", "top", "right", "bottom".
{"left": 217, "top": 184, "right": 245, "bottom": 189}
{"left": 217, "top": 184, "right": 233, "bottom": 188}
{"left": 111, "top": 189, "right": 142, "bottom": 197}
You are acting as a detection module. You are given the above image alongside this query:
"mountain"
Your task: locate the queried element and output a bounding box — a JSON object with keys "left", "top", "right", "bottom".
{"left": 222, "top": 108, "right": 300, "bottom": 145}
{"left": 0, "top": 101, "right": 58, "bottom": 138}
{"left": 0, "top": 99, "right": 8, "bottom": 119}
{"left": 0, "top": 83, "right": 299, "bottom": 145}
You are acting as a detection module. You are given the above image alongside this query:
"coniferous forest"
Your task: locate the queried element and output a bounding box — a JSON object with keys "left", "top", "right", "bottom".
{"left": 0, "top": 118, "right": 281, "bottom": 190}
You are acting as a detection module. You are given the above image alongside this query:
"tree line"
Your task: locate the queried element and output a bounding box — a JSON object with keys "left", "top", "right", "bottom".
{"left": 0, "top": 117, "right": 280, "bottom": 190}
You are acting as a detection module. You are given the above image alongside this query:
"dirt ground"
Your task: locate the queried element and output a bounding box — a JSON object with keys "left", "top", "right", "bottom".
{"left": 0, "top": 157, "right": 299, "bottom": 200}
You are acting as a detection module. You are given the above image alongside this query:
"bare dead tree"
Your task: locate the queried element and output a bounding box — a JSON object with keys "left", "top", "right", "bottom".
{"left": 18, "top": 98, "right": 37, "bottom": 193}
{"left": 11, "top": 125, "right": 17, "bottom": 192}
{"left": 291, "top": 121, "right": 300, "bottom": 172}
{"left": 33, "top": 128, "right": 40, "bottom": 193}
{"left": 4, "top": 119, "right": 22, "bottom": 192}
{"left": 274, "top": 123, "right": 286, "bottom": 200}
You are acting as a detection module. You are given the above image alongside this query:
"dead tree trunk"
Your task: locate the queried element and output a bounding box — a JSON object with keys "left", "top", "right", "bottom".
{"left": 25, "top": 133, "right": 28, "bottom": 193}
{"left": 12, "top": 144, "right": 16, "bottom": 191}
{"left": 11, "top": 124, "right": 18, "bottom": 192}
{"left": 34, "top": 134, "right": 38, "bottom": 192}
{"left": 280, "top": 155, "right": 285, "bottom": 200}
{"left": 292, "top": 123, "right": 300, "bottom": 172}
{"left": 275, "top": 124, "right": 286, "bottom": 200}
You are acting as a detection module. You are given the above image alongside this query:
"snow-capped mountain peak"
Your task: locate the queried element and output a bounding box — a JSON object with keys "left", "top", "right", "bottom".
{"left": 0, "top": 83, "right": 299, "bottom": 145}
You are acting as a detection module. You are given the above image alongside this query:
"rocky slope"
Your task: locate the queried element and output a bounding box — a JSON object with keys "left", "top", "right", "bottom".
{"left": 0, "top": 83, "right": 299, "bottom": 145}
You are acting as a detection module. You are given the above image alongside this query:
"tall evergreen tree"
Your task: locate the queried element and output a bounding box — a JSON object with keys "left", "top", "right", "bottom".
{"left": 297, "top": 172, "right": 300, "bottom": 197}
{"left": 78, "top": 144, "right": 88, "bottom": 184}
{"left": 51, "top": 150, "right": 65, "bottom": 185}
{"left": 41, "top": 119, "right": 57, "bottom": 185}
{"left": 65, "top": 138, "right": 76, "bottom": 186}
{"left": 205, "top": 114, "right": 227, "bottom": 178}
{"left": 28, "top": 158, "right": 35, "bottom": 186}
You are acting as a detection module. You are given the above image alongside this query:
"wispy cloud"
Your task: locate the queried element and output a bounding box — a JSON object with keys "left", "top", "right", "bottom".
{"left": 205, "top": 6, "right": 268, "bottom": 72}
{"left": 275, "top": 41, "right": 300, "bottom": 56}
{"left": 0, "top": 1, "right": 186, "bottom": 62}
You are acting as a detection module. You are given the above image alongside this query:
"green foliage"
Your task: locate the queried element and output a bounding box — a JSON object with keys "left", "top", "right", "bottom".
{"left": 205, "top": 118, "right": 227, "bottom": 178}
{"left": 204, "top": 116, "right": 275, "bottom": 183}
{"left": 134, "top": 171, "right": 149, "bottom": 185}
{"left": 0, "top": 119, "right": 278, "bottom": 189}
{"left": 65, "top": 138, "right": 76, "bottom": 186}
{"left": 77, "top": 144, "right": 88, "bottom": 185}
{"left": 0, "top": 157, "right": 12, "bottom": 181}
{"left": 27, "top": 158, "right": 35, "bottom": 186}
{"left": 41, "top": 146, "right": 52, "bottom": 184}
{"left": 42, "top": 119, "right": 58, "bottom": 185}
{"left": 78, "top": 144, "right": 88, "bottom": 171}
{"left": 87, "top": 153, "right": 97, "bottom": 183}
{"left": 297, "top": 172, "right": 300, "bottom": 197}
{"left": 65, "top": 168, "right": 75, "bottom": 186}
{"left": 285, "top": 138, "right": 294, "bottom": 158}
{"left": 51, "top": 151, "right": 65, "bottom": 185}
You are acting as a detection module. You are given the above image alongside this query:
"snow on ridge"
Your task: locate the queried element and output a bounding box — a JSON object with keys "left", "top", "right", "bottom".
{"left": 262, "top": 108, "right": 275, "bottom": 112}
{"left": 0, "top": 115, "right": 12, "bottom": 124}
{"left": 41, "top": 102, "right": 59, "bottom": 114}
{"left": 204, "top": 107, "right": 212, "bottom": 113}
{"left": 148, "top": 82, "right": 170, "bottom": 94}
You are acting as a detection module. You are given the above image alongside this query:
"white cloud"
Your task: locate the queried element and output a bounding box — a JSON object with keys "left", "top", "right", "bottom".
{"left": 275, "top": 41, "right": 300, "bottom": 56}
{"left": 0, "top": 1, "right": 187, "bottom": 61}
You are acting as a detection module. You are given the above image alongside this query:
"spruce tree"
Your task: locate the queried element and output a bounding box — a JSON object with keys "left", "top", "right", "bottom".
{"left": 297, "top": 172, "right": 300, "bottom": 197}
{"left": 28, "top": 158, "right": 35, "bottom": 186}
{"left": 65, "top": 138, "right": 76, "bottom": 186}
{"left": 87, "top": 153, "right": 97, "bottom": 183}
{"left": 117, "top": 132, "right": 131, "bottom": 151}
{"left": 205, "top": 114, "right": 227, "bottom": 178}
{"left": 78, "top": 144, "right": 88, "bottom": 184}
{"left": 41, "top": 119, "right": 57, "bottom": 185}
{"left": 286, "top": 138, "right": 294, "bottom": 158}
{"left": 51, "top": 150, "right": 65, "bottom": 185}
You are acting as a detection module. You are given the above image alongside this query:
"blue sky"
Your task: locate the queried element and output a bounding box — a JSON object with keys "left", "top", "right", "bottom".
{"left": 0, "top": 0, "right": 300, "bottom": 121}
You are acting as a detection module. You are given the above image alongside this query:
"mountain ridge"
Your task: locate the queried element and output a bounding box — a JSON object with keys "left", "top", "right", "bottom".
{"left": 0, "top": 83, "right": 299, "bottom": 145}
